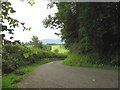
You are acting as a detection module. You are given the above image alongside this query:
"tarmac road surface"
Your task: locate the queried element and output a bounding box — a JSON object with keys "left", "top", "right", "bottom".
{"left": 18, "top": 61, "right": 118, "bottom": 88}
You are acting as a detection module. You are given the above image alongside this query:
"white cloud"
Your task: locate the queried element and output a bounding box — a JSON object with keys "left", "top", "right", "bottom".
{"left": 7, "top": 0, "right": 60, "bottom": 42}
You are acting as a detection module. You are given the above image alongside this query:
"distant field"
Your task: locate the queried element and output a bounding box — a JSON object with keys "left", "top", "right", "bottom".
{"left": 51, "top": 45, "right": 69, "bottom": 54}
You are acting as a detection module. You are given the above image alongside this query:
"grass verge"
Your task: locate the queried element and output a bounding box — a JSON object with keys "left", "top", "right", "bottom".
{"left": 2, "top": 58, "right": 59, "bottom": 88}
{"left": 2, "top": 74, "right": 22, "bottom": 88}
{"left": 62, "top": 53, "right": 119, "bottom": 70}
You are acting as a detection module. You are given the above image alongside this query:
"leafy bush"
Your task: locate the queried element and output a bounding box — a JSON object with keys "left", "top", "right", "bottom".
{"left": 63, "top": 52, "right": 119, "bottom": 70}
{"left": 63, "top": 53, "right": 87, "bottom": 66}
{"left": 2, "top": 42, "right": 66, "bottom": 73}
{"left": 43, "top": 44, "right": 51, "bottom": 51}
{"left": 2, "top": 43, "right": 42, "bottom": 73}
{"left": 54, "top": 49, "right": 59, "bottom": 54}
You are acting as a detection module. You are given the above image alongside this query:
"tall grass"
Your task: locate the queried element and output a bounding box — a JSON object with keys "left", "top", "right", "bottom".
{"left": 2, "top": 74, "right": 22, "bottom": 88}
{"left": 62, "top": 53, "right": 119, "bottom": 70}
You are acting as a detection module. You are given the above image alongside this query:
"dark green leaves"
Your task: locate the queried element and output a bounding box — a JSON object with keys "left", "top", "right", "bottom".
{"left": 1, "top": 1, "right": 32, "bottom": 44}
{"left": 2, "top": 25, "right": 7, "bottom": 31}
{"left": 43, "top": 2, "right": 119, "bottom": 66}
{"left": 10, "top": 8, "right": 16, "bottom": 13}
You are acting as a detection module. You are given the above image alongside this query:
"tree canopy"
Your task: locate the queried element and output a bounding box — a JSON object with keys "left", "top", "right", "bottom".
{"left": 29, "top": 35, "right": 43, "bottom": 48}
{"left": 0, "top": 0, "right": 34, "bottom": 44}
{"left": 43, "top": 2, "right": 119, "bottom": 65}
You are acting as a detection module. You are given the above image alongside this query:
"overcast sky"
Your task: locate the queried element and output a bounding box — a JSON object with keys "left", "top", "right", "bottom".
{"left": 5, "top": 0, "right": 60, "bottom": 42}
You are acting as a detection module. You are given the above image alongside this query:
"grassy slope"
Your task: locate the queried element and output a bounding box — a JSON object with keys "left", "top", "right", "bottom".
{"left": 62, "top": 53, "right": 119, "bottom": 70}
{"left": 2, "top": 58, "right": 59, "bottom": 88}
{"left": 51, "top": 45, "right": 69, "bottom": 54}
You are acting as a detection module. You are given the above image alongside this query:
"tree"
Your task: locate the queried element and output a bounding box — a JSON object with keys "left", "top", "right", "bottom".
{"left": 43, "top": 2, "right": 119, "bottom": 66}
{"left": 1, "top": 0, "right": 35, "bottom": 73}
{"left": 30, "top": 35, "right": 43, "bottom": 48}
{"left": 0, "top": 0, "right": 34, "bottom": 44}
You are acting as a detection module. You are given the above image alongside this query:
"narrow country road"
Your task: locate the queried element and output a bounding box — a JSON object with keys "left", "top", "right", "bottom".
{"left": 18, "top": 61, "right": 118, "bottom": 88}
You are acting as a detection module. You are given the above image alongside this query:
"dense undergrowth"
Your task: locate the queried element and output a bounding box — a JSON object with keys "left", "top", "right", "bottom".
{"left": 2, "top": 40, "right": 67, "bottom": 88}
{"left": 63, "top": 52, "right": 119, "bottom": 70}
{"left": 2, "top": 42, "right": 66, "bottom": 74}
{"left": 44, "top": 3, "right": 119, "bottom": 70}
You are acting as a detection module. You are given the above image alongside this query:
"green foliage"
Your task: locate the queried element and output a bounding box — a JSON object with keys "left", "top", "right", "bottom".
{"left": 63, "top": 53, "right": 119, "bottom": 70}
{"left": 29, "top": 35, "right": 43, "bottom": 48}
{"left": 54, "top": 49, "right": 59, "bottom": 54}
{"left": 43, "top": 44, "right": 51, "bottom": 51}
{"left": 0, "top": 1, "right": 31, "bottom": 43}
{"left": 63, "top": 53, "right": 87, "bottom": 66}
{"left": 23, "top": 53, "right": 29, "bottom": 58}
{"left": 2, "top": 74, "right": 22, "bottom": 88}
{"left": 43, "top": 2, "right": 119, "bottom": 66}
{"left": 2, "top": 41, "right": 67, "bottom": 73}
{"left": 2, "top": 43, "right": 31, "bottom": 73}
